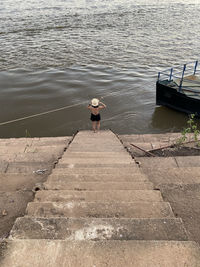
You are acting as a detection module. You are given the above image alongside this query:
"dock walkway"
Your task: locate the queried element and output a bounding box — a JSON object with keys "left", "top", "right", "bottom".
{"left": 1, "top": 130, "right": 200, "bottom": 266}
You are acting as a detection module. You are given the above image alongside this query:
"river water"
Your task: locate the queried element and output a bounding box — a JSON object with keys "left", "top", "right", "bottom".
{"left": 0, "top": 0, "right": 200, "bottom": 137}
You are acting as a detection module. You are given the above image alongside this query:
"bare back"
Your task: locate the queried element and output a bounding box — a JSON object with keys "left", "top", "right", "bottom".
{"left": 88, "top": 104, "right": 105, "bottom": 115}
{"left": 89, "top": 106, "right": 100, "bottom": 115}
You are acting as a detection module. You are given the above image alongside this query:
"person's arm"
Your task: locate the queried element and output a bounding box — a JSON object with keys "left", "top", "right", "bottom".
{"left": 99, "top": 101, "right": 106, "bottom": 109}
{"left": 87, "top": 104, "right": 92, "bottom": 109}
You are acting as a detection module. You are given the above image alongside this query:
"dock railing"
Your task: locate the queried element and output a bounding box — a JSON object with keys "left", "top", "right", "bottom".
{"left": 157, "top": 61, "right": 200, "bottom": 92}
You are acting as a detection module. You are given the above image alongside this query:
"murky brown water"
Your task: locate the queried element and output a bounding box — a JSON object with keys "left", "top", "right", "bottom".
{"left": 0, "top": 0, "right": 200, "bottom": 137}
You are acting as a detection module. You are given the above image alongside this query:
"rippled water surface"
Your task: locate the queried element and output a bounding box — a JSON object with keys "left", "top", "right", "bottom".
{"left": 0, "top": 0, "right": 200, "bottom": 137}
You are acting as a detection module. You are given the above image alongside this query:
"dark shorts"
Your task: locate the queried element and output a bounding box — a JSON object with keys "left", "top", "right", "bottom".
{"left": 90, "top": 113, "right": 101, "bottom": 121}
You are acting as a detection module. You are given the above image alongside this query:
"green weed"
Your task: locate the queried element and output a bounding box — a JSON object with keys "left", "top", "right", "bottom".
{"left": 176, "top": 114, "right": 200, "bottom": 146}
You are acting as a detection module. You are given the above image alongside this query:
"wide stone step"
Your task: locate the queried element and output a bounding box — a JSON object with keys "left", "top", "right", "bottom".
{"left": 0, "top": 146, "right": 29, "bottom": 154}
{"left": 71, "top": 138, "right": 120, "bottom": 143}
{"left": 67, "top": 142, "right": 126, "bottom": 152}
{"left": 0, "top": 161, "right": 9, "bottom": 172}
{"left": 56, "top": 163, "right": 138, "bottom": 169}
{"left": 31, "top": 137, "right": 71, "bottom": 146}
{"left": 26, "top": 201, "right": 175, "bottom": 218}
{"left": 0, "top": 173, "right": 46, "bottom": 191}
{"left": 10, "top": 217, "right": 188, "bottom": 241}
{"left": 44, "top": 181, "right": 154, "bottom": 190}
{"left": 52, "top": 167, "right": 141, "bottom": 175}
{"left": 3, "top": 137, "right": 70, "bottom": 143}
{"left": 34, "top": 190, "right": 163, "bottom": 202}
{"left": 47, "top": 173, "right": 149, "bottom": 183}
{"left": 119, "top": 133, "right": 177, "bottom": 143}
{"left": 0, "top": 154, "right": 17, "bottom": 162}
{"left": 62, "top": 152, "right": 131, "bottom": 158}
{"left": 0, "top": 137, "right": 70, "bottom": 146}
{"left": 14, "top": 153, "right": 59, "bottom": 162}
{"left": 59, "top": 158, "right": 133, "bottom": 164}
{"left": 70, "top": 142, "right": 122, "bottom": 147}
{"left": 136, "top": 157, "right": 178, "bottom": 169}
{"left": 173, "top": 156, "right": 200, "bottom": 168}
{"left": 25, "top": 145, "right": 66, "bottom": 154}
{"left": 143, "top": 167, "right": 200, "bottom": 185}
{"left": 2, "top": 240, "right": 200, "bottom": 267}
{"left": 71, "top": 138, "right": 121, "bottom": 142}
{"left": 75, "top": 130, "right": 116, "bottom": 136}
{"left": 67, "top": 148, "right": 127, "bottom": 152}
{"left": 5, "top": 162, "right": 53, "bottom": 174}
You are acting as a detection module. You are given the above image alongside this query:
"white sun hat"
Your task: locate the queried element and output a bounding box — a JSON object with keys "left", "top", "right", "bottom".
{"left": 91, "top": 98, "right": 99, "bottom": 107}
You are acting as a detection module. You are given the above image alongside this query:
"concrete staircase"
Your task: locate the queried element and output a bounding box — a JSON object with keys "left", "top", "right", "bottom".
{"left": 1, "top": 130, "right": 200, "bottom": 266}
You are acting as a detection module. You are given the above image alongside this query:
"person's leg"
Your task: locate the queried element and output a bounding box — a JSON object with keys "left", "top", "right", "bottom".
{"left": 92, "top": 121, "right": 96, "bottom": 132}
{"left": 97, "top": 121, "right": 100, "bottom": 131}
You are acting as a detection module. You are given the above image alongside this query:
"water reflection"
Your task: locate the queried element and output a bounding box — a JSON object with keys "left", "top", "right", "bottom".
{"left": 1, "top": 0, "right": 200, "bottom": 137}
{"left": 151, "top": 106, "right": 189, "bottom": 132}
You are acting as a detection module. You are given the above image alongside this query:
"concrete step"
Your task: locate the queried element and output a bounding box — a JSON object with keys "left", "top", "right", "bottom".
{"left": 0, "top": 146, "right": 28, "bottom": 154}
{"left": 52, "top": 167, "right": 141, "bottom": 175}
{"left": 0, "top": 154, "right": 17, "bottom": 162}
{"left": 59, "top": 158, "right": 133, "bottom": 164}
{"left": 5, "top": 162, "right": 53, "bottom": 174}
{"left": 14, "top": 153, "right": 59, "bottom": 163}
{"left": 71, "top": 137, "right": 121, "bottom": 142}
{"left": 0, "top": 173, "right": 46, "bottom": 191}
{"left": 10, "top": 217, "right": 188, "bottom": 241}
{"left": 69, "top": 143, "right": 123, "bottom": 147}
{"left": 0, "top": 191, "right": 33, "bottom": 237}
{"left": 174, "top": 156, "right": 200, "bottom": 168}
{"left": 55, "top": 163, "right": 138, "bottom": 169}
{"left": 119, "top": 133, "right": 179, "bottom": 143}
{"left": 67, "top": 145, "right": 126, "bottom": 151}
{"left": 0, "top": 139, "right": 34, "bottom": 146}
{"left": 71, "top": 139, "right": 121, "bottom": 144}
{"left": 47, "top": 173, "right": 149, "bottom": 183}
{"left": 73, "top": 132, "right": 117, "bottom": 137}
{"left": 136, "top": 157, "right": 178, "bottom": 169}
{"left": 25, "top": 145, "right": 65, "bottom": 154}
{"left": 118, "top": 134, "right": 146, "bottom": 143}
{"left": 0, "top": 161, "right": 9, "bottom": 172}
{"left": 142, "top": 167, "right": 200, "bottom": 186}
{"left": 70, "top": 142, "right": 122, "bottom": 146}
{"left": 122, "top": 141, "right": 153, "bottom": 151}
{"left": 69, "top": 141, "right": 123, "bottom": 146}
{"left": 67, "top": 147, "right": 127, "bottom": 152}
{"left": 2, "top": 240, "right": 200, "bottom": 267}
{"left": 75, "top": 130, "right": 116, "bottom": 136}
{"left": 34, "top": 190, "right": 163, "bottom": 202}
{"left": 69, "top": 135, "right": 122, "bottom": 142}
{"left": 26, "top": 201, "right": 175, "bottom": 218}
{"left": 61, "top": 152, "right": 132, "bottom": 158}
{"left": 44, "top": 181, "right": 154, "bottom": 190}
{"left": 0, "top": 137, "right": 71, "bottom": 146}
{"left": 31, "top": 137, "right": 71, "bottom": 146}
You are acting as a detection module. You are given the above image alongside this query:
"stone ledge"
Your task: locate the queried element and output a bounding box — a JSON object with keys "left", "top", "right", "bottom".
{"left": 1, "top": 240, "right": 200, "bottom": 267}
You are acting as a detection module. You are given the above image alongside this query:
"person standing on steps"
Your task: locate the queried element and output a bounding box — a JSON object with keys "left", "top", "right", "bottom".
{"left": 87, "top": 98, "right": 106, "bottom": 133}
